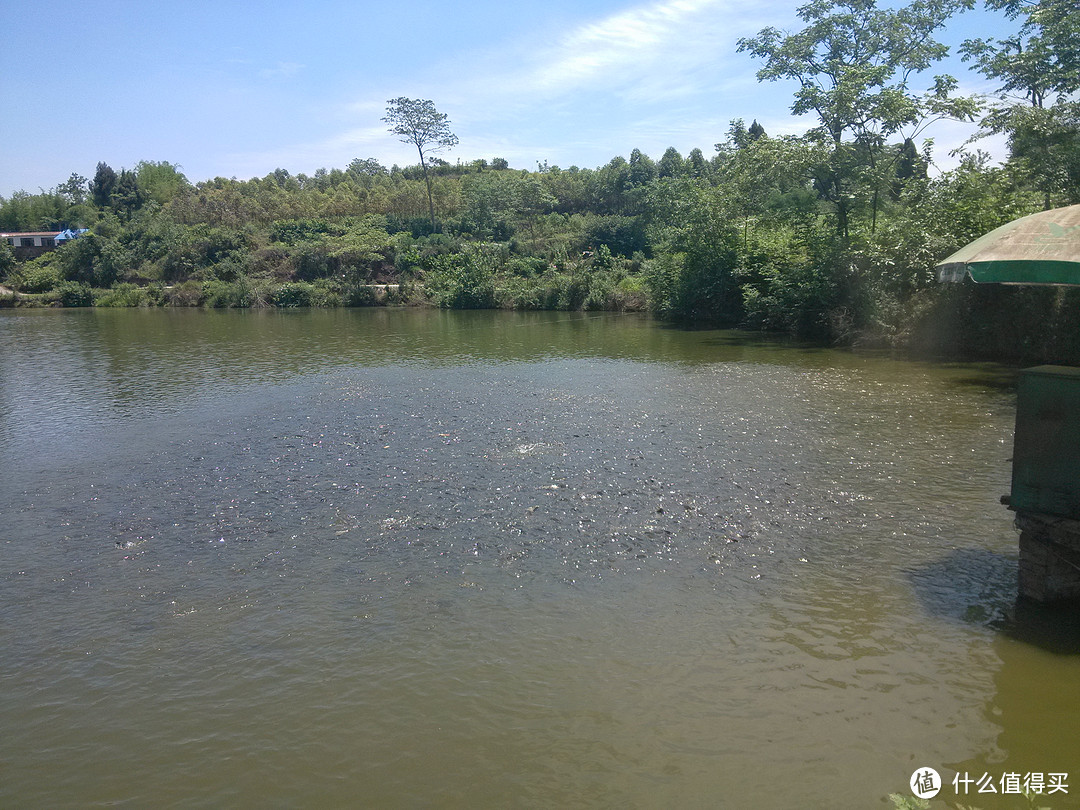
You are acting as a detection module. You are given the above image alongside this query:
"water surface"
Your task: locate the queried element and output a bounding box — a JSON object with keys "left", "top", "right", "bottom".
{"left": 2, "top": 308, "right": 1076, "bottom": 807}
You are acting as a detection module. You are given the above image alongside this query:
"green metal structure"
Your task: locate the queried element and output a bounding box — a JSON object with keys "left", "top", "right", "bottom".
{"left": 1010, "top": 366, "right": 1080, "bottom": 520}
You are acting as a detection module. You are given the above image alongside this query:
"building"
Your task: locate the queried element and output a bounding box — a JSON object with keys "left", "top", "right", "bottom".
{"left": 2, "top": 229, "right": 87, "bottom": 260}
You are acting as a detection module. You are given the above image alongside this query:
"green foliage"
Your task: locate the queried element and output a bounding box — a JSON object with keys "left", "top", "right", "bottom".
{"left": 423, "top": 245, "right": 498, "bottom": 309}
{"left": 7, "top": 255, "right": 62, "bottom": 292}
{"left": 94, "top": 283, "right": 152, "bottom": 307}
{"left": 50, "top": 281, "right": 93, "bottom": 307}
{"left": 91, "top": 162, "right": 117, "bottom": 208}
{"left": 584, "top": 215, "right": 647, "bottom": 257}
{"left": 165, "top": 281, "right": 203, "bottom": 307}
{"left": 738, "top": 0, "right": 977, "bottom": 235}
{"left": 961, "top": 0, "right": 1080, "bottom": 206}
{"left": 0, "top": 241, "right": 14, "bottom": 279}
{"left": 384, "top": 97, "right": 459, "bottom": 231}
{"left": 500, "top": 267, "right": 591, "bottom": 311}
{"left": 646, "top": 179, "right": 742, "bottom": 322}
{"left": 135, "top": 160, "right": 189, "bottom": 205}
{"left": 111, "top": 170, "right": 144, "bottom": 218}
{"left": 53, "top": 231, "right": 126, "bottom": 288}
{"left": 7, "top": 76, "right": 1080, "bottom": 363}
{"left": 272, "top": 282, "right": 315, "bottom": 307}
{"left": 343, "top": 284, "right": 379, "bottom": 307}
{"left": 203, "top": 278, "right": 255, "bottom": 308}
{"left": 506, "top": 256, "right": 548, "bottom": 277}
{"left": 738, "top": 233, "right": 852, "bottom": 338}
{"left": 0, "top": 189, "right": 73, "bottom": 231}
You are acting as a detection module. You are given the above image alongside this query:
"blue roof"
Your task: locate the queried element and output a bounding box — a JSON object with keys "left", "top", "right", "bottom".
{"left": 55, "top": 228, "right": 89, "bottom": 242}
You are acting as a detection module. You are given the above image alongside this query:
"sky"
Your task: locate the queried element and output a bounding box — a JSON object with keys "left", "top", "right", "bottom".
{"left": 0, "top": 0, "right": 1015, "bottom": 197}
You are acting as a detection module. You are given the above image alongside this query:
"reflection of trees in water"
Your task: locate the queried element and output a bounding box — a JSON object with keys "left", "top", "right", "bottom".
{"left": 953, "top": 601, "right": 1080, "bottom": 807}
{"left": 908, "top": 548, "right": 1080, "bottom": 806}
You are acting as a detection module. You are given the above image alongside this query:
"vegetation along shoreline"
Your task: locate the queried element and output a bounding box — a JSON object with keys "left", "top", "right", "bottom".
{"left": 2, "top": 0, "right": 1078, "bottom": 366}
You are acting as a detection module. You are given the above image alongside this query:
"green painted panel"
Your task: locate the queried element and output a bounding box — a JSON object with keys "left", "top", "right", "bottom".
{"left": 1011, "top": 365, "right": 1080, "bottom": 517}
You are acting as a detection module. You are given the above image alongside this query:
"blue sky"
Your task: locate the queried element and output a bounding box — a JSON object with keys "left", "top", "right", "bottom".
{"left": 1, "top": 0, "right": 1013, "bottom": 197}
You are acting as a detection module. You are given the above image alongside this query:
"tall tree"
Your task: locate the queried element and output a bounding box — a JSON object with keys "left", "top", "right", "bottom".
{"left": 383, "top": 98, "right": 459, "bottom": 231}
{"left": 738, "top": 0, "right": 976, "bottom": 236}
{"left": 112, "top": 170, "right": 143, "bottom": 218}
{"left": 961, "top": 0, "right": 1080, "bottom": 206}
{"left": 135, "top": 160, "right": 189, "bottom": 205}
{"left": 58, "top": 173, "right": 88, "bottom": 205}
{"left": 90, "top": 162, "right": 117, "bottom": 208}
{"left": 657, "top": 147, "right": 685, "bottom": 178}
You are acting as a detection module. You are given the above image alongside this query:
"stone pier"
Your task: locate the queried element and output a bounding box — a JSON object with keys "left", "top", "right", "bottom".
{"left": 1016, "top": 512, "right": 1080, "bottom": 602}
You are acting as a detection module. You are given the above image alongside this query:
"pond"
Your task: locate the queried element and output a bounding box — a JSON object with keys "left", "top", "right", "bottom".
{"left": 2, "top": 308, "right": 1077, "bottom": 808}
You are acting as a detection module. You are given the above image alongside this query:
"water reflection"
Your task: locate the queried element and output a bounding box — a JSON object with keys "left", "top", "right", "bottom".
{"left": 1, "top": 308, "right": 1063, "bottom": 808}
{"left": 938, "top": 604, "right": 1080, "bottom": 809}
{"left": 908, "top": 549, "right": 1080, "bottom": 808}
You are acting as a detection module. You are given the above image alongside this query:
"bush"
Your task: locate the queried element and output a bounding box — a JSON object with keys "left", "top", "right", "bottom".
{"left": 310, "top": 279, "right": 343, "bottom": 307}
{"left": 50, "top": 281, "right": 93, "bottom": 307}
{"left": 584, "top": 272, "right": 617, "bottom": 310}
{"left": 424, "top": 251, "right": 496, "bottom": 309}
{"left": 272, "top": 281, "right": 314, "bottom": 307}
{"left": 94, "top": 283, "right": 150, "bottom": 307}
{"left": 165, "top": 281, "right": 203, "bottom": 306}
{"left": 344, "top": 284, "right": 379, "bottom": 307}
{"left": 584, "top": 214, "right": 648, "bottom": 256}
{"left": 203, "top": 278, "right": 253, "bottom": 308}
{"left": 9, "top": 261, "right": 61, "bottom": 293}
{"left": 507, "top": 256, "right": 548, "bottom": 277}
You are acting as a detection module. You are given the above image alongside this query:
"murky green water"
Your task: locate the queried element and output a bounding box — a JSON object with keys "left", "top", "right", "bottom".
{"left": 2, "top": 308, "right": 1077, "bottom": 808}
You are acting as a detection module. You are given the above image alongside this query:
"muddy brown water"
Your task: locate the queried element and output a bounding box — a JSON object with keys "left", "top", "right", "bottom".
{"left": 2, "top": 308, "right": 1077, "bottom": 808}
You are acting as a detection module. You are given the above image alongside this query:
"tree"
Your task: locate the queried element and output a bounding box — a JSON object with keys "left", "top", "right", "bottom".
{"left": 686, "top": 148, "right": 709, "bottom": 178}
{"left": 0, "top": 240, "right": 14, "bottom": 280}
{"left": 628, "top": 148, "right": 658, "bottom": 186}
{"left": 657, "top": 147, "right": 685, "bottom": 178}
{"left": 348, "top": 157, "right": 388, "bottom": 177}
{"left": 135, "top": 161, "right": 189, "bottom": 205}
{"left": 58, "top": 173, "right": 88, "bottom": 205}
{"left": 961, "top": 0, "right": 1080, "bottom": 206}
{"left": 112, "top": 170, "right": 143, "bottom": 218}
{"left": 961, "top": 0, "right": 1079, "bottom": 110}
{"left": 90, "top": 162, "right": 117, "bottom": 208}
{"left": 738, "top": 0, "right": 976, "bottom": 236}
{"left": 383, "top": 97, "right": 459, "bottom": 232}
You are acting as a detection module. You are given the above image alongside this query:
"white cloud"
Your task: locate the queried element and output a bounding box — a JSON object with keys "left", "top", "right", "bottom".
{"left": 515, "top": 0, "right": 785, "bottom": 101}
{"left": 259, "top": 61, "right": 304, "bottom": 80}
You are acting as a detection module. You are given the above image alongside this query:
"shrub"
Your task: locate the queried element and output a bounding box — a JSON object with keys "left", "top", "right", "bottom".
{"left": 165, "top": 281, "right": 203, "bottom": 306}
{"left": 203, "top": 278, "right": 253, "bottom": 308}
{"left": 507, "top": 256, "right": 548, "bottom": 277}
{"left": 310, "top": 279, "right": 343, "bottom": 307}
{"left": 344, "top": 284, "right": 379, "bottom": 307}
{"left": 272, "top": 282, "right": 314, "bottom": 307}
{"left": 423, "top": 247, "right": 497, "bottom": 309}
{"left": 94, "top": 283, "right": 149, "bottom": 307}
{"left": 584, "top": 214, "right": 648, "bottom": 256}
{"left": 144, "top": 282, "right": 167, "bottom": 306}
{"left": 10, "top": 261, "right": 61, "bottom": 293}
{"left": 51, "top": 281, "right": 93, "bottom": 307}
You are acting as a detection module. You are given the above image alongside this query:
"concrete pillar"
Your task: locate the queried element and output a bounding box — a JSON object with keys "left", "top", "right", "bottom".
{"left": 1016, "top": 512, "right": 1080, "bottom": 603}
